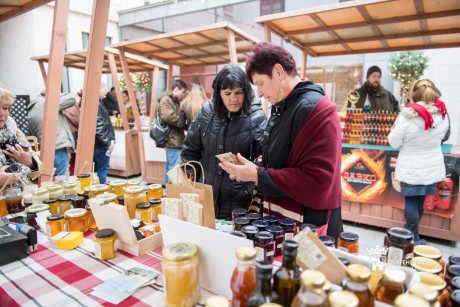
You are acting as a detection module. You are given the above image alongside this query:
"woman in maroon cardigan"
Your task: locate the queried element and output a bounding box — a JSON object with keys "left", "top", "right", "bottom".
{"left": 220, "top": 42, "right": 343, "bottom": 240}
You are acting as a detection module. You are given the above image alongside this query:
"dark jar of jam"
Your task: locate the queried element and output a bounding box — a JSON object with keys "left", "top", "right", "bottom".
{"left": 252, "top": 220, "right": 269, "bottom": 232}
{"left": 338, "top": 232, "right": 359, "bottom": 254}
{"left": 279, "top": 218, "right": 297, "bottom": 241}
{"left": 263, "top": 215, "right": 279, "bottom": 225}
{"left": 254, "top": 231, "right": 274, "bottom": 263}
{"left": 450, "top": 276, "right": 460, "bottom": 292}
{"left": 241, "top": 225, "right": 258, "bottom": 241}
{"left": 266, "top": 225, "right": 284, "bottom": 257}
{"left": 232, "top": 208, "right": 247, "bottom": 222}
{"left": 247, "top": 212, "right": 261, "bottom": 223}
{"left": 447, "top": 256, "right": 460, "bottom": 276}
{"left": 318, "top": 235, "right": 336, "bottom": 248}
{"left": 450, "top": 290, "right": 460, "bottom": 307}
{"left": 382, "top": 227, "right": 414, "bottom": 267}
{"left": 234, "top": 217, "right": 250, "bottom": 231}
{"left": 299, "top": 223, "right": 318, "bottom": 236}
{"left": 71, "top": 195, "right": 86, "bottom": 209}
{"left": 447, "top": 265, "right": 460, "bottom": 287}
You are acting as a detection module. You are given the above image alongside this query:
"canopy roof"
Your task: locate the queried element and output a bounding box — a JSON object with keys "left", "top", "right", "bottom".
{"left": 31, "top": 46, "right": 168, "bottom": 73}
{"left": 256, "top": 0, "right": 460, "bottom": 57}
{"left": 112, "top": 22, "right": 260, "bottom": 67}
{"left": 0, "top": 0, "right": 53, "bottom": 23}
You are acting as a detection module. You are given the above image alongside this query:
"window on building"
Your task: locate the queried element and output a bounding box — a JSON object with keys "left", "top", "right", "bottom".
{"left": 260, "top": 0, "right": 284, "bottom": 16}
{"left": 82, "top": 33, "right": 113, "bottom": 89}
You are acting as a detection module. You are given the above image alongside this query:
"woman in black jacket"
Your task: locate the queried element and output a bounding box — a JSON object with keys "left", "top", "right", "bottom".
{"left": 181, "top": 64, "right": 267, "bottom": 220}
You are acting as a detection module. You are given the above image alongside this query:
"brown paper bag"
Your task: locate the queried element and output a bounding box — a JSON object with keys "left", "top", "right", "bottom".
{"left": 166, "top": 161, "right": 215, "bottom": 229}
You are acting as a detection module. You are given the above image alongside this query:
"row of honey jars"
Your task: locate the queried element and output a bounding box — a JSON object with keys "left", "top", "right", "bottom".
{"left": 343, "top": 122, "right": 392, "bottom": 135}
{"left": 344, "top": 109, "right": 398, "bottom": 124}
{"left": 342, "top": 132, "right": 390, "bottom": 146}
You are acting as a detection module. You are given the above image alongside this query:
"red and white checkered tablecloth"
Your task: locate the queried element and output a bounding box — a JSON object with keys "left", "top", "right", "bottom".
{"left": 0, "top": 231, "right": 214, "bottom": 307}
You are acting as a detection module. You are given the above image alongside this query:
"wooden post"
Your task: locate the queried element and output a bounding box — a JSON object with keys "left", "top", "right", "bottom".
{"left": 166, "top": 64, "right": 173, "bottom": 91}
{"left": 39, "top": 0, "right": 70, "bottom": 182}
{"left": 149, "top": 66, "right": 160, "bottom": 125}
{"left": 38, "top": 60, "right": 47, "bottom": 85}
{"left": 264, "top": 23, "right": 271, "bottom": 43}
{"left": 108, "top": 52, "right": 129, "bottom": 131}
{"left": 227, "top": 29, "right": 237, "bottom": 64}
{"left": 300, "top": 50, "right": 308, "bottom": 79}
{"left": 74, "top": 0, "right": 111, "bottom": 175}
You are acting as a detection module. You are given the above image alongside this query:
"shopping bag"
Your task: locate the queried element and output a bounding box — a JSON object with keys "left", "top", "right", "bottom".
{"left": 150, "top": 112, "right": 169, "bottom": 147}
{"left": 166, "top": 161, "right": 215, "bottom": 229}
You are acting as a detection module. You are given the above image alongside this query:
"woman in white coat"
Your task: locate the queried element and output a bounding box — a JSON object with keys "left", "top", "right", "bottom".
{"left": 388, "top": 79, "right": 449, "bottom": 245}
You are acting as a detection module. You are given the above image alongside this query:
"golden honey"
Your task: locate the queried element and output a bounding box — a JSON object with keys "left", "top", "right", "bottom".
{"left": 65, "top": 208, "right": 89, "bottom": 233}
{"left": 46, "top": 214, "right": 67, "bottom": 239}
{"left": 146, "top": 184, "right": 163, "bottom": 200}
{"left": 77, "top": 173, "right": 91, "bottom": 192}
{"left": 47, "top": 184, "right": 64, "bottom": 199}
{"left": 63, "top": 182, "right": 78, "bottom": 195}
{"left": 124, "top": 186, "right": 146, "bottom": 219}
{"left": 94, "top": 229, "right": 116, "bottom": 260}
{"left": 108, "top": 179, "right": 127, "bottom": 198}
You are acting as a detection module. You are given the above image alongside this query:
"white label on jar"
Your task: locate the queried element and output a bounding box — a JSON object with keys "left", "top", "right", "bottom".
{"left": 135, "top": 212, "right": 141, "bottom": 220}
{"left": 277, "top": 243, "right": 283, "bottom": 249}
{"left": 255, "top": 246, "right": 264, "bottom": 262}
{"left": 388, "top": 247, "right": 403, "bottom": 264}
{"left": 94, "top": 241, "right": 102, "bottom": 259}
{"left": 266, "top": 250, "right": 275, "bottom": 257}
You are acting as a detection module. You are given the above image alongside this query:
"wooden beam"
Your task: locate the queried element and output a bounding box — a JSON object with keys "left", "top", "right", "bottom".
{"left": 309, "top": 13, "right": 352, "bottom": 52}
{"left": 300, "top": 50, "right": 307, "bottom": 79}
{"left": 166, "top": 64, "right": 173, "bottom": 91}
{"left": 264, "top": 23, "right": 272, "bottom": 43}
{"left": 38, "top": 60, "right": 47, "bottom": 85}
{"left": 0, "top": 0, "right": 53, "bottom": 23}
{"left": 108, "top": 52, "right": 129, "bottom": 131}
{"left": 227, "top": 29, "right": 237, "bottom": 64}
{"left": 357, "top": 5, "right": 389, "bottom": 49}
{"left": 414, "top": 0, "right": 430, "bottom": 46}
{"left": 75, "top": 0, "right": 110, "bottom": 175}
{"left": 149, "top": 66, "right": 160, "bottom": 125}
{"left": 39, "top": 0, "right": 70, "bottom": 182}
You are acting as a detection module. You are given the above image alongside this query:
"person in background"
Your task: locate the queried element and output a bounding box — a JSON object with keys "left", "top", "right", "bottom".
{"left": 121, "top": 90, "right": 135, "bottom": 124}
{"left": 103, "top": 86, "right": 120, "bottom": 116}
{"left": 0, "top": 84, "right": 42, "bottom": 185}
{"left": 177, "top": 82, "right": 208, "bottom": 131}
{"left": 220, "top": 42, "right": 343, "bottom": 240}
{"left": 352, "top": 65, "right": 399, "bottom": 112}
{"left": 94, "top": 82, "right": 115, "bottom": 184}
{"left": 388, "top": 79, "right": 448, "bottom": 245}
{"left": 28, "top": 90, "right": 78, "bottom": 176}
{"left": 158, "top": 79, "right": 188, "bottom": 183}
{"left": 181, "top": 64, "right": 266, "bottom": 220}
{"left": 63, "top": 89, "right": 81, "bottom": 176}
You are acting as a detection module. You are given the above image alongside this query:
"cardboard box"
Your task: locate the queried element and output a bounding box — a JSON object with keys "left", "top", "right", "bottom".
{"left": 0, "top": 225, "right": 28, "bottom": 266}
{"left": 89, "top": 198, "right": 162, "bottom": 256}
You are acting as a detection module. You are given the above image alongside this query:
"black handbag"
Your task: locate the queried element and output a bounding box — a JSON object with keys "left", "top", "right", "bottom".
{"left": 150, "top": 112, "right": 169, "bottom": 146}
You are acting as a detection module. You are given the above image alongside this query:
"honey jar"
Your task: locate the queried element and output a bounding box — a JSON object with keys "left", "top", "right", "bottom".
{"left": 328, "top": 290, "right": 359, "bottom": 307}
{"left": 162, "top": 242, "right": 200, "bottom": 306}
{"left": 146, "top": 184, "right": 163, "bottom": 200}
{"left": 43, "top": 198, "right": 60, "bottom": 214}
{"left": 375, "top": 269, "right": 406, "bottom": 304}
{"left": 62, "top": 182, "right": 78, "bottom": 195}
{"left": 94, "top": 229, "right": 116, "bottom": 260}
{"left": 126, "top": 179, "right": 141, "bottom": 186}
{"left": 342, "top": 264, "right": 374, "bottom": 307}
{"left": 383, "top": 227, "right": 414, "bottom": 267}
{"left": 46, "top": 214, "right": 67, "bottom": 239}
{"left": 57, "top": 194, "right": 73, "bottom": 214}
{"left": 65, "top": 208, "right": 89, "bottom": 233}
{"left": 108, "top": 179, "right": 127, "bottom": 198}
{"left": 338, "top": 232, "right": 359, "bottom": 254}
{"left": 26, "top": 203, "right": 49, "bottom": 229}
{"left": 124, "top": 186, "right": 146, "bottom": 219}
{"left": 408, "top": 283, "right": 439, "bottom": 306}
{"left": 149, "top": 198, "right": 162, "bottom": 222}
{"left": 95, "top": 192, "right": 118, "bottom": 204}
{"left": 86, "top": 205, "right": 97, "bottom": 231}
{"left": 414, "top": 245, "right": 444, "bottom": 273}
{"left": 77, "top": 173, "right": 91, "bottom": 192}
{"left": 0, "top": 195, "right": 6, "bottom": 217}
{"left": 31, "top": 188, "right": 49, "bottom": 204}
{"left": 47, "top": 184, "right": 64, "bottom": 199}
{"left": 88, "top": 184, "right": 109, "bottom": 198}
{"left": 394, "top": 294, "right": 430, "bottom": 307}
{"left": 411, "top": 256, "right": 443, "bottom": 275}
{"left": 418, "top": 271, "right": 448, "bottom": 306}
{"left": 136, "top": 202, "right": 153, "bottom": 224}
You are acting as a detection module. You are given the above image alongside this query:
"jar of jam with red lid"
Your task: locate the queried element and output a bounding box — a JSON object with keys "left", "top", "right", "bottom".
{"left": 299, "top": 223, "right": 318, "bottom": 236}
{"left": 252, "top": 220, "right": 269, "bottom": 232}
{"left": 234, "top": 217, "right": 250, "bottom": 231}
{"left": 263, "top": 215, "right": 279, "bottom": 225}
{"left": 318, "top": 235, "right": 335, "bottom": 248}
{"left": 254, "top": 231, "right": 275, "bottom": 263}
{"left": 279, "top": 218, "right": 296, "bottom": 241}
{"left": 242, "top": 225, "right": 258, "bottom": 240}
{"left": 247, "top": 212, "right": 261, "bottom": 223}
{"left": 266, "top": 225, "right": 284, "bottom": 257}
{"left": 232, "top": 208, "right": 247, "bottom": 222}
{"left": 382, "top": 227, "right": 414, "bottom": 267}
{"left": 338, "top": 232, "right": 359, "bottom": 254}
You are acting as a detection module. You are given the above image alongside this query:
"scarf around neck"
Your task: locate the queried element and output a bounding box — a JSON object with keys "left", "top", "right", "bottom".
{"left": 405, "top": 99, "right": 447, "bottom": 130}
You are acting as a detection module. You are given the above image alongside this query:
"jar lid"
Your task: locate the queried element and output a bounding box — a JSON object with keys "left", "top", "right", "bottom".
{"left": 89, "top": 184, "right": 109, "bottom": 192}
{"left": 452, "top": 290, "right": 460, "bottom": 305}
{"left": 162, "top": 242, "right": 197, "bottom": 261}
{"left": 283, "top": 240, "right": 298, "bottom": 257}
{"left": 300, "top": 270, "right": 326, "bottom": 289}
{"left": 339, "top": 232, "right": 359, "bottom": 242}
{"left": 418, "top": 272, "right": 446, "bottom": 291}
{"left": 234, "top": 217, "right": 250, "bottom": 226}
{"left": 414, "top": 245, "right": 442, "bottom": 260}
{"left": 148, "top": 198, "right": 162, "bottom": 205}
{"left": 263, "top": 215, "right": 279, "bottom": 224}
{"left": 230, "top": 231, "right": 246, "bottom": 239}
{"left": 449, "top": 255, "right": 460, "bottom": 265}
{"left": 411, "top": 256, "right": 442, "bottom": 274}
{"left": 394, "top": 294, "right": 430, "bottom": 307}
{"left": 127, "top": 179, "right": 141, "bottom": 186}
{"left": 300, "top": 223, "right": 317, "bottom": 232}
{"left": 148, "top": 183, "right": 162, "bottom": 189}
{"left": 451, "top": 276, "right": 460, "bottom": 290}
{"left": 409, "top": 283, "right": 438, "bottom": 303}
{"left": 26, "top": 203, "right": 49, "bottom": 213}
{"left": 246, "top": 212, "right": 261, "bottom": 220}
{"left": 96, "top": 228, "right": 115, "bottom": 238}
{"left": 136, "top": 202, "right": 150, "bottom": 209}
{"left": 47, "top": 184, "right": 63, "bottom": 192}
{"left": 124, "top": 186, "right": 144, "bottom": 194}
{"left": 383, "top": 268, "right": 406, "bottom": 285}
{"left": 252, "top": 220, "right": 269, "bottom": 229}
{"left": 254, "top": 231, "right": 274, "bottom": 243}
{"left": 65, "top": 208, "right": 87, "bottom": 218}
{"left": 448, "top": 264, "right": 460, "bottom": 277}
{"left": 77, "top": 173, "right": 91, "bottom": 178}
{"left": 42, "top": 198, "right": 58, "bottom": 204}
{"left": 205, "top": 295, "right": 229, "bottom": 307}
{"left": 346, "top": 264, "right": 371, "bottom": 282}
{"left": 318, "top": 235, "right": 336, "bottom": 246}
{"left": 241, "top": 225, "right": 259, "bottom": 234}
{"left": 109, "top": 179, "right": 127, "bottom": 187}
{"left": 95, "top": 192, "right": 117, "bottom": 202}
{"left": 255, "top": 261, "right": 273, "bottom": 278}
{"left": 33, "top": 188, "right": 49, "bottom": 195}
{"left": 57, "top": 194, "right": 73, "bottom": 201}
{"left": 387, "top": 227, "right": 414, "bottom": 241}
{"left": 47, "top": 213, "right": 64, "bottom": 221}
{"left": 328, "top": 290, "right": 359, "bottom": 307}
{"left": 235, "top": 246, "right": 257, "bottom": 261}
{"left": 279, "top": 218, "right": 296, "bottom": 227}
{"left": 71, "top": 195, "right": 85, "bottom": 202}
{"left": 232, "top": 208, "right": 247, "bottom": 216}
{"left": 63, "top": 182, "right": 77, "bottom": 188}
{"left": 266, "top": 225, "right": 284, "bottom": 236}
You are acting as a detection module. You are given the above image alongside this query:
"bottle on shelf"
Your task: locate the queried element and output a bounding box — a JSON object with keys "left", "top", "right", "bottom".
{"left": 342, "top": 264, "right": 375, "bottom": 307}
{"left": 247, "top": 262, "right": 279, "bottom": 307}
{"left": 273, "top": 241, "right": 301, "bottom": 306}
{"left": 291, "top": 270, "right": 327, "bottom": 307}
{"left": 230, "top": 247, "right": 257, "bottom": 307}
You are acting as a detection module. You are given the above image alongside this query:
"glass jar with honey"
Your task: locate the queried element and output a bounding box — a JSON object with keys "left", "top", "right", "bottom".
{"left": 291, "top": 270, "right": 327, "bottom": 307}
{"left": 147, "top": 184, "right": 163, "bottom": 200}
{"left": 124, "top": 186, "right": 146, "bottom": 219}
{"left": 47, "top": 184, "right": 64, "bottom": 199}
{"left": 342, "top": 264, "right": 374, "bottom": 307}
{"left": 43, "top": 198, "right": 60, "bottom": 214}
{"left": 31, "top": 188, "right": 49, "bottom": 204}
{"left": 149, "top": 198, "right": 162, "bottom": 222}
{"left": 328, "top": 290, "right": 359, "bottom": 307}
{"left": 95, "top": 192, "right": 118, "bottom": 204}
{"left": 94, "top": 229, "right": 116, "bottom": 260}
{"left": 86, "top": 204, "right": 97, "bottom": 231}
{"left": 0, "top": 194, "right": 6, "bottom": 217}
{"left": 77, "top": 173, "right": 91, "bottom": 192}
{"left": 414, "top": 245, "right": 444, "bottom": 274}
{"left": 57, "top": 194, "right": 73, "bottom": 214}
{"left": 411, "top": 256, "right": 443, "bottom": 276}
{"left": 62, "top": 182, "right": 78, "bottom": 195}
{"left": 338, "top": 232, "right": 360, "bottom": 254}
{"left": 88, "top": 184, "right": 109, "bottom": 199}
{"left": 136, "top": 202, "right": 153, "bottom": 224}
{"left": 418, "top": 272, "right": 448, "bottom": 306}
{"left": 394, "top": 294, "right": 430, "bottom": 307}
{"left": 408, "top": 283, "right": 439, "bottom": 306}
{"left": 108, "top": 179, "right": 127, "bottom": 198}
{"left": 46, "top": 213, "right": 67, "bottom": 239}
{"left": 162, "top": 242, "right": 200, "bottom": 306}
{"left": 65, "top": 208, "right": 89, "bottom": 233}
{"left": 6, "top": 187, "right": 23, "bottom": 214}
{"left": 127, "top": 179, "right": 141, "bottom": 187}
{"left": 375, "top": 269, "right": 406, "bottom": 304}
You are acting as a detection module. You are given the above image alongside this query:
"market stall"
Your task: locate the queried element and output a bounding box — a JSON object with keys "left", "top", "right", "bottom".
{"left": 255, "top": 0, "right": 460, "bottom": 241}
{"left": 112, "top": 22, "right": 260, "bottom": 184}
{"left": 31, "top": 47, "right": 168, "bottom": 177}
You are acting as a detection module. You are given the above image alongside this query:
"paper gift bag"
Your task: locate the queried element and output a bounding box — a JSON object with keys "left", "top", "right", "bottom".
{"left": 167, "top": 164, "right": 193, "bottom": 187}
{"left": 166, "top": 161, "right": 215, "bottom": 229}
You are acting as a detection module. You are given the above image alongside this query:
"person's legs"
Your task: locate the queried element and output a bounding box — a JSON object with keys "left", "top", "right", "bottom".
{"left": 404, "top": 195, "right": 426, "bottom": 245}
{"left": 54, "top": 148, "right": 69, "bottom": 176}
{"left": 164, "top": 148, "right": 181, "bottom": 183}
{"left": 93, "top": 146, "right": 110, "bottom": 184}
